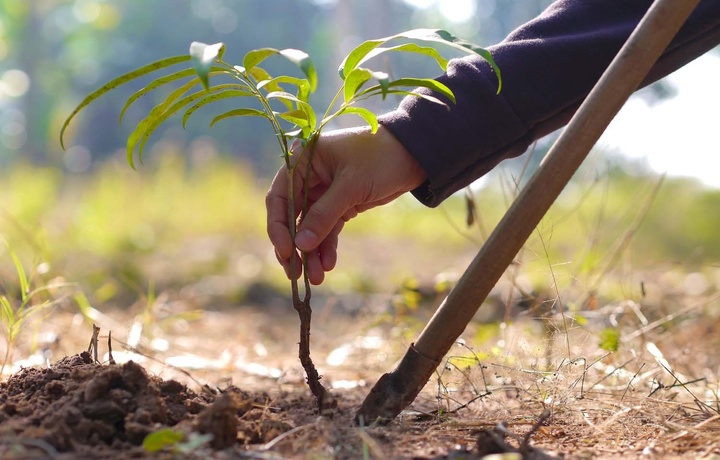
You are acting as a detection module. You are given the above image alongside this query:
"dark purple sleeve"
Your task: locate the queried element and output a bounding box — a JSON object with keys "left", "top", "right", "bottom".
{"left": 379, "top": 0, "right": 720, "bottom": 207}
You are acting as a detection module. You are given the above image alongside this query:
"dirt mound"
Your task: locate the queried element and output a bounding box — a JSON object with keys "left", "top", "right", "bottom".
{"left": 0, "top": 353, "right": 290, "bottom": 458}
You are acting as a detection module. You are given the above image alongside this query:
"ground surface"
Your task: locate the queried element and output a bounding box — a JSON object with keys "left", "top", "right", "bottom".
{"left": 1, "top": 290, "right": 719, "bottom": 459}
{"left": 3, "top": 148, "right": 720, "bottom": 458}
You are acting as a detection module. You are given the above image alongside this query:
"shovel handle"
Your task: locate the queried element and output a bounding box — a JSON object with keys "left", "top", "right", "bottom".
{"left": 357, "top": 0, "right": 701, "bottom": 423}
{"left": 414, "top": 0, "right": 701, "bottom": 356}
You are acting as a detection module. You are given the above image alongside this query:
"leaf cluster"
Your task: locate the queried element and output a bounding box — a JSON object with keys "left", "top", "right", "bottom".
{"left": 60, "top": 28, "right": 500, "bottom": 168}
{"left": 57, "top": 29, "right": 500, "bottom": 407}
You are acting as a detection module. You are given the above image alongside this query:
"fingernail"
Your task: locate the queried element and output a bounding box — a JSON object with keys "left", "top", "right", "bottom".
{"left": 295, "top": 229, "right": 317, "bottom": 251}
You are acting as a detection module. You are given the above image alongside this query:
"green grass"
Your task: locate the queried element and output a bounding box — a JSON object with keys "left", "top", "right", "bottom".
{"left": 1, "top": 148, "right": 719, "bottom": 309}
{"left": 2, "top": 147, "right": 719, "bottom": 456}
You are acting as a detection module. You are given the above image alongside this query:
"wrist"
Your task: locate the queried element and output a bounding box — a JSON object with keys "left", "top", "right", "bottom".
{"left": 377, "top": 125, "right": 427, "bottom": 190}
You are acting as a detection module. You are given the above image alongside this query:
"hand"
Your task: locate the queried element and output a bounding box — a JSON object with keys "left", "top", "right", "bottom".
{"left": 266, "top": 125, "right": 427, "bottom": 285}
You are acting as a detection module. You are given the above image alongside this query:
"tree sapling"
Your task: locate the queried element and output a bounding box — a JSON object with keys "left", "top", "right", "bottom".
{"left": 60, "top": 28, "right": 500, "bottom": 412}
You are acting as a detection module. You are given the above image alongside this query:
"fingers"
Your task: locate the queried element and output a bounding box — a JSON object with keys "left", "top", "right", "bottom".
{"left": 266, "top": 125, "right": 424, "bottom": 285}
{"left": 303, "top": 220, "right": 343, "bottom": 285}
{"left": 275, "top": 248, "right": 302, "bottom": 281}
{"left": 267, "top": 161, "right": 345, "bottom": 284}
{"left": 266, "top": 168, "right": 293, "bottom": 261}
{"left": 277, "top": 219, "right": 343, "bottom": 285}
{"left": 294, "top": 177, "right": 356, "bottom": 253}
{"left": 304, "top": 250, "right": 325, "bottom": 285}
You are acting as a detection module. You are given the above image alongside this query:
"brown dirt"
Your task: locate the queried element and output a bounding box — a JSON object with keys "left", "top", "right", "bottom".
{"left": 2, "top": 285, "right": 720, "bottom": 459}
{"left": 3, "top": 349, "right": 549, "bottom": 459}
{"left": 2, "top": 340, "right": 719, "bottom": 459}
{"left": 0, "top": 350, "right": 538, "bottom": 459}
{"left": 0, "top": 352, "right": 294, "bottom": 458}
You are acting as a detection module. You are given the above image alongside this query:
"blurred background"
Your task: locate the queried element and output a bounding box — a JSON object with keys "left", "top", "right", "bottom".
{"left": 1, "top": 0, "right": 719, "bottom": 354}
{"left": 2, "top": 5, "right": 720, "bottom": 447}
{"left": 0, "top": 0, "right": 559, "bottom": 171}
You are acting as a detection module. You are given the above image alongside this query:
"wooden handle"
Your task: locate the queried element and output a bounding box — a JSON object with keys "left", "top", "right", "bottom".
{"left": 357, "top": 0, "right": 701, "bottom": 423}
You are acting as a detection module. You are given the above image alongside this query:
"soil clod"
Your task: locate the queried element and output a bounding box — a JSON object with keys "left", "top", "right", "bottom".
{"left": 0, "top": 354, "right": 286, "bottom": 458}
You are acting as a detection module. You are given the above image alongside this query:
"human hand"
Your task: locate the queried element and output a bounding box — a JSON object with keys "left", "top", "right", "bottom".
{"left": 266, "top": 125, "right": 427, "bottom": 285}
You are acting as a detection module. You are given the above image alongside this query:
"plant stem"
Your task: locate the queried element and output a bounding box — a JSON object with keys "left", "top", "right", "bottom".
{"left": 233, "top": 62, "right": 333, "bottom": 412}
{"left": 0, "top": 342, "right": 10, "bottom": 376}
{"left": 285, "top": 136, "right": 335, "bottom": 414}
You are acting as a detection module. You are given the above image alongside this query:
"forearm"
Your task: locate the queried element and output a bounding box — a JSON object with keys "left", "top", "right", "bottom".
{"left": 381, "top": 0, "right": 720, "bottom": 207}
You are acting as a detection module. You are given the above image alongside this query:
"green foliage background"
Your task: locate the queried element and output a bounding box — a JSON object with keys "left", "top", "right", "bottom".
{"left": 0, "top": 0, "right": 552, "bottom": 170}
{"left": 1, "top": 0, "right": 719, "bottom": 309}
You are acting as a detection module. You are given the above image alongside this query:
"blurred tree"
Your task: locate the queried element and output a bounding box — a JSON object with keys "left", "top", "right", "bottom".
{"left": 16, "top": 0, "right": 698, "bottom": 180}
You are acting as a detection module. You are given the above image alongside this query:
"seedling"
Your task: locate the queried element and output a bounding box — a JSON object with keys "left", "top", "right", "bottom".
{"left": 60, "top": 28, "right": 499, "bottom": 411}
{"left": 142, "top": 427, "right": 212, "bottom": 454}
{"left": 0, "top": 240, "right": 73, "bottom": 375}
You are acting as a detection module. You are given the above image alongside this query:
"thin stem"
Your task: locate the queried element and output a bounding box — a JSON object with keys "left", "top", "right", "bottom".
{"left": 221, "top": 61, "right": 291, "bottom": 167}
{"left": 229, "top": 57, "right": 332, "bottom": 411}
{"left": 321, "top": 86, "right": 345, "bottom": 124}
{"left": 286, "top": 172, "right": 301, "bottom": 301}
{"left": 292, "top": 134, "right": 334, "bottom": 412}
{"left": 1, "top": 342, "right": 10, "bottom": 376}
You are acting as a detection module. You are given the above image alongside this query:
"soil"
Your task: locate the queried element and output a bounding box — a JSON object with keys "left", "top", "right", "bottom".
{"left": 0, "top": 350, "right": 546, "bottom": 460}
{"left": 1, "top": 349, "right": 558, "bottom": 459}
{"left": 1, "top": 287, "right": 720, "bottom": 459}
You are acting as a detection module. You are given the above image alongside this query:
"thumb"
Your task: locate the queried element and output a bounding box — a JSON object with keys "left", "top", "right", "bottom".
{"left": 295, "top": 180, "right": 356, "bottom": 252}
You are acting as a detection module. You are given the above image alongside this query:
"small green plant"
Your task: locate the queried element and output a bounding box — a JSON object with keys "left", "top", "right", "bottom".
{"left": 0, "top": 240, "right": 73, "bottom": 375}
{"left": 60, "top": 28, "right": 499, "bottom": 410}
{"left": 142, "top": 427, "right": 212, "bottom": 454}
{"left": 599, "top": 327, "right": 620, "bottom": 352}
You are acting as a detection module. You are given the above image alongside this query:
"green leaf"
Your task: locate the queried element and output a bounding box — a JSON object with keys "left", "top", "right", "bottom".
{"left": 276, "top": 109, "right": 309, "bottom": 127}
{"left": 190, "top": 42, "right": 225, "bottom": 91}
{"left": 182, "top": 88, "right": 254, "bottom": 128}
{"left": 1, "top": 295, "right": 15, "bottom": 327}
{"left": 390, "top": 78, "right": 455, "bottom": 103}
{"left": 344, "top": 69, "right": 372, "bottom": 104}
{"left": 279, "top": 49, "right": 317, "bottom": 92}
{"left": 247, "top": 66, "right": 274, "bottom": 86}
{"left": 60, "top": 55, "right": 191, "bottom": 149}
{"left": 142, "top": 428, "right": 185, "bottom": 453}
{"left": 358, "top": 78, "right": 455, "bottom": 104}
{"left": 339, "top": 38, "right": 385, "bottom": 80}
{"left": 137, "top": 87, "right": 235, "bottom": 158}
{"left": 7, "top": 245, "right": 29, "bottom": 302}
{"left": 359, "top": 88, "right": 448, "bottom": 108}
{"left": 129, "top": 81, "right": 247, "bottom": 163}
{"left": 125, "top": 78, "right": 202, "bottom": 167}
{"left": 119, "top": 68, "right": 196, "bottom": 123}
{"left": 246, "top": 67, "right": 291, "bottom": 110}
{"left": 243, "top": 48, "right": 317, "bottom": 92}
{"left": 343, "top": 68, "right": 388, "bottom": 104}
{"left": 257, "top": 76, "right": 311, "bottom": 103}
{"left": 266, "top": 91, "right": 306, "bottom": 107}
{"left": 266, "top": 91, "right": 316, "bottom": 131}
{"left": 120, "top": 67, "right": 236, "bottom": 123}
{"left": 354, "top": 43, "right": 449, "bottom": 72}
{"left": 210, "top": 108, "right": 270, "bottom": 127}
{"left": 256, "top": 75, "right": 302, "bottom": 91}
{"left": 243, "top": 48, "right": 280, "bottom": 71}
{"left": 338, "top": 107, "right": 378, "bottom": 133}
{"left": 599, "top": 328, "right": 620, "bottom": 352}
{"left": 339, "top": 28, "right": 501, "bottom": 92}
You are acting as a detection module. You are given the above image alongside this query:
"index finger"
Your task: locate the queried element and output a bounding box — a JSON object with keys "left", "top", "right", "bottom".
{"left": 266, "top": 167, "right": 294, "bottom": 261}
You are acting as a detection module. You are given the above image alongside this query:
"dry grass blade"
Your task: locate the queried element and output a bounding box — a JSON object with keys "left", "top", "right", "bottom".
{"left": 579, "top": 174, "right": 665, "bottom": 305}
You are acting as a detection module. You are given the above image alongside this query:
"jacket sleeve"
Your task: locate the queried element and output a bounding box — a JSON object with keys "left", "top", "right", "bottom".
{"left": 379, "top": 0, "right": 720, "bottom": 207}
